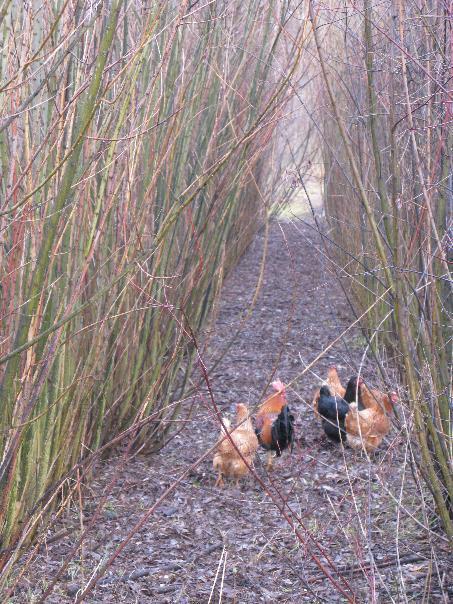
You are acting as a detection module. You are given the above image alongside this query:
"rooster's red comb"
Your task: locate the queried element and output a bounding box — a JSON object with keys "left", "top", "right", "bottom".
{"left": 271, "top": 380, "right": 286, "bottom": 393}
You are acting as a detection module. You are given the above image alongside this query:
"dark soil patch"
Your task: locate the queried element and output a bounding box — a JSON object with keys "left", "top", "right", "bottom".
{"left": 9, "top": 218, "right": 451, "bottom": 603}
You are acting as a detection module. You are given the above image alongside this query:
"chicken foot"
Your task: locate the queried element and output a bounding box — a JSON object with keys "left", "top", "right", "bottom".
{"left": 214, "top": 473, "right": 225, "bottom": 488}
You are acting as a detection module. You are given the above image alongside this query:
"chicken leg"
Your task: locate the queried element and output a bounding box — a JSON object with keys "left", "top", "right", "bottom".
{"left": 266, "top": 451, "right": 274, "bottom": 471}
{"left": 214, "top": 473, "right": 225, "bottom": 488}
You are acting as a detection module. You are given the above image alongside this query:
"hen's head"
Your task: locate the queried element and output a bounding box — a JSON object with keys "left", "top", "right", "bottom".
{"left": 327, "top": 365, "right": 339, "bottom": 378}
{"left": 384, "top": 391, "right": 398, "bottom": 413}
{"left": 235, "top": 403, "right": 250, "bottom": 422}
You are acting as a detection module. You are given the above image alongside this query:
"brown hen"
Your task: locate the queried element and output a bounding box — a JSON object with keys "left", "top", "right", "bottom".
{"left": 213, "top": 403, "right": 258, "bottom": 487}
{"left": 345, "top": 383, "right": 398, "bottom": 453}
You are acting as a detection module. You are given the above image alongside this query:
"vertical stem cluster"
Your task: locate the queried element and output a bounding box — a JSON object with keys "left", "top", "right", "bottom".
{"left": 312, "top": 0, "right": 452, "bottom": 538}
{"left": 0, "top": 0, "right": 307, "bottom": 573}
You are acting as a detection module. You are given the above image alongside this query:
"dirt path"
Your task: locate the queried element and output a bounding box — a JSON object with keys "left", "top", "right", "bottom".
{"left": 13, "top": 217, "right": 451, "bottom": 603}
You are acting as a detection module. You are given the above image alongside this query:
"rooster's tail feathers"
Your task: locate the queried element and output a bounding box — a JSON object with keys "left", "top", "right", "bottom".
{"left": 271, "top": 405, "right": 295, "bottom": 456}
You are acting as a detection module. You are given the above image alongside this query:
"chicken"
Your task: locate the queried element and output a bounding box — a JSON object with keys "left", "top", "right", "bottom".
{"left": 345, "top": 384, "right": 398, "bottom": 453}
{"left": 359, "top": 383, "right": 397, "bottom": 414}
{"left": 317, "top": 376, "right": 362, "bottom": 442}
{"left": 213, "top": 403, "right": 258, "bottom": 487}
{"left": 312, "top": 365, "right": 346, "bottom": 417}
{"left": 317, "top": 386, "right": 350, "bottom": 442}
{"left": 255, "top": 380, "right": 295, "bottom": 470}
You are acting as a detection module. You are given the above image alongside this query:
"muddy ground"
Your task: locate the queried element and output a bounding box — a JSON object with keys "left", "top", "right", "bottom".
{"left": 9, "top": 215, "right": 451, "bottom": 603}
